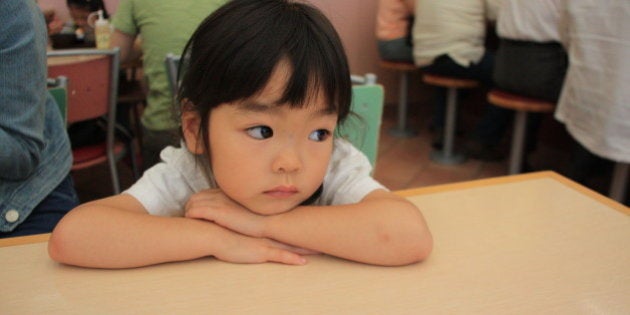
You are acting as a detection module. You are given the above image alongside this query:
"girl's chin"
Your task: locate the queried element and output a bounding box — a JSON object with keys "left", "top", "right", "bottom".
{"left": 247, "top": 201, "right": 301, "bottom": 216}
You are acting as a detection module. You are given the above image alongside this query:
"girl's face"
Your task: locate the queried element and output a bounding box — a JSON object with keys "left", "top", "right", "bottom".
{"left": 183, "top": 62, "right": 338, "bottom": 215}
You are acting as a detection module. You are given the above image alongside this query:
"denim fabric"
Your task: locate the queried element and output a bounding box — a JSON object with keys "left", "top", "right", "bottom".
{"left": 0, "top": 175, "right": 78, "bottom": 238}
{"left": 0, "top": 0, "right": 76, "bottom": 233}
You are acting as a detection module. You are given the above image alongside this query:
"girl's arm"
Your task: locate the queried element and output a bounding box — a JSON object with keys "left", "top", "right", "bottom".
{"left": 186, "top": 189, "right": 433, "bottom": 266}
{"left": 265, "top": 189, "right": 432, "bottom": 266}
{"left": 48, "top": 194, "right": 309, "bottom": 268}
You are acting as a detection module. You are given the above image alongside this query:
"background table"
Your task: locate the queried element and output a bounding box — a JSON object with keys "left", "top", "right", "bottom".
{"left": 1, "top": 171, "right": 628, "bottom": 314}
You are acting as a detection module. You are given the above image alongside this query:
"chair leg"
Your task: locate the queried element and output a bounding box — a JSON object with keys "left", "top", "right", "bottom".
{"left": 108, "top": 152, "right": 121, "bottom": 194}
{"left": 609, "top": 162, "right": 628, "bottom": 203}
{"left": 431, "top": 87, "right": 465, "bottom": 164}
{"left": 388, "top": 72, "right": 417, "bottom": 137}
{"left": 128, "top": 141, "right": 140, "bottom": 180}
{"left": 508, "top": 111, "right": 528, "bottom": 174}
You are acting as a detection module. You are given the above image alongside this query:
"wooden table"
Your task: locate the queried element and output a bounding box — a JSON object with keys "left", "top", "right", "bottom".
{"left": 1, "top": 171, "right": 628, "bottom": 314}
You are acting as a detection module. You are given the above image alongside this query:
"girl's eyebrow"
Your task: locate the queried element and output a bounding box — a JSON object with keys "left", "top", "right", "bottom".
{"left": 236, "top": 100, "right": 337, "bottom": 117}
{"left": 235, "top": 101, "right": 277, "bottom": 113}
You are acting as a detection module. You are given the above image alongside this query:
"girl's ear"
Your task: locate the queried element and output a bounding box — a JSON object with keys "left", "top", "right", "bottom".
{"left": 181, "top": 102, "right": 205, "bottom": 155}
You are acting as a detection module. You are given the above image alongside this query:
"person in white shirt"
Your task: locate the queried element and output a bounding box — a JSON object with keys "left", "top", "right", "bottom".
{"left": 556, "top": 0, "right": 630, "bottom": 194}
{"left": 491, "top": 0, "right": 568, "bottom": 168}
{"left": 495, "top": 0, "right": 567, "bottom": 102}
{"left": 375, "top": 0, "right": 415, "bottom": 63}
{"left": 412, "top": 0, "right": 507, "bottom": 160}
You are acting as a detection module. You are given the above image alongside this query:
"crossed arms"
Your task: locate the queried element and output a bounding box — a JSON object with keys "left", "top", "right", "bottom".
{"left": 49, "top": 189, "right": 432, "bottom": 268}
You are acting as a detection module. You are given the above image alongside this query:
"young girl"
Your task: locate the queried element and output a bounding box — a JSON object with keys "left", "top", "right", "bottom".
{"left": 49, "top": 0, "right": 432, "bottom": 268}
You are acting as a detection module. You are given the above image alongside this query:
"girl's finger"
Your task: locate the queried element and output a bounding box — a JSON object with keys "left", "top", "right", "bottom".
{"left": 265, "top": 247, "right": 307, "bottom": 265}
{"left": 267, "top": 239, "right": 320, "bottom": 255}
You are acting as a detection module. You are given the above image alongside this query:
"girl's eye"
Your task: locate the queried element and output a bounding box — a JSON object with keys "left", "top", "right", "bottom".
{"left": 308, "top": 129, "right": 331, "bottom": 142}
{"left": 246, "top": 126, "right": 274, "bottom": 139}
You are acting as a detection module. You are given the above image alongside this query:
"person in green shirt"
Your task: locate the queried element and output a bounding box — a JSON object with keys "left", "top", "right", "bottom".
{"left": 110, "top": 0, "right": 228, "bottom": 170}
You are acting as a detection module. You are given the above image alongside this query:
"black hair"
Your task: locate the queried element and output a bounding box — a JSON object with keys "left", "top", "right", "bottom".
{"left": 66, "top": 0, "right": 109, "bottom": 19}
{"left": 178, "top": 0, "right": 351, "bottom": 154}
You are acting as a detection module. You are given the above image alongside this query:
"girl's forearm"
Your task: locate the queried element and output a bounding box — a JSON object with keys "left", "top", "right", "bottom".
{"left": 263, "top": 192, "right": 433, "bottom": 266}
{"left": 49, "top": 205, "right": 226, "bottom": 269}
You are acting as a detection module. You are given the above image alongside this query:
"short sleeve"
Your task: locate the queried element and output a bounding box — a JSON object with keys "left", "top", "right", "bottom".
{"left": 318, "top": 139, "right": 387, "bottom": 205}
{"left": 112, "top": 0, "right": 138, "bottom": 36}
{"left": 124, "top": 146, "right": 210, "bottom": 217}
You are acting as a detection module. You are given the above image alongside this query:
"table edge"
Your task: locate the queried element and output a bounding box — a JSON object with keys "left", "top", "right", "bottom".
{"left": 3, "top": 171, "right": 626, "bottom": 247}
{"left": 0, "top": 233, "right": 50, "bottom": 247}
{"left": 395, "top": 170, "right": 629, "bottom": 215}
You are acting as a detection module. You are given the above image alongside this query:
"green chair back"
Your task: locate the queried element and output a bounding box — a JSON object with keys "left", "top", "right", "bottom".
{"left": 47, "top": 76, "right": 68, "bottom": 123}
{"left": 338, "top": 84, "right": 385, "bottom": 167}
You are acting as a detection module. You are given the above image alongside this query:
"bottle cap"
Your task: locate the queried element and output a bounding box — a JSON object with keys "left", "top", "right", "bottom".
{"left": 95, "top": 10, "right": 107, "bottom": 26}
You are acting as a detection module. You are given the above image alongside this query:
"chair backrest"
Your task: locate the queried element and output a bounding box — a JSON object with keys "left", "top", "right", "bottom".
{"left": 163, "top": 53, "right": 384, "bottom": 166}
{"left": 341, "top": 75, "right": 384, "bottom": 167}
{"left": 165, "top": 53, "right": 181, "bottom": 98}
{"left": 48, "top": 48, "right": 120, "bottom": 164}
{"left": 47, "top": 76, "right": 69, "bottom": 123}
{"left": 47, "top": 48, "right": 120, "bottom": 125}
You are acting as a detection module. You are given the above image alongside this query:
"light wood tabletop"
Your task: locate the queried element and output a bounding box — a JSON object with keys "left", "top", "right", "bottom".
{"left": 46, "top": 54, "right": 104, "bottom": 66}
{"left": 1, "top": 171, "right": 628, "bottom": 314}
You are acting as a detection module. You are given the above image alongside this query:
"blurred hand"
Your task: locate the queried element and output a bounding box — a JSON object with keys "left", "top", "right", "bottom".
{"left": 43, "top": 10, "right": 63, "bottom": 35}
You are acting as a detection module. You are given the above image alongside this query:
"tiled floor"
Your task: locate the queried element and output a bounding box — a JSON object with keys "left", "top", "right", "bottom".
{"left": 373, "top": 97, "right": 562, "bottom": 191}
{"left": 73, "top": 89, "right": 622, "bottom": 203}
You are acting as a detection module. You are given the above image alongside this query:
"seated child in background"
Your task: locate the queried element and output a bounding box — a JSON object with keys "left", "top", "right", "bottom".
{"left": 51, "top": 0, "right": 109, "bottom": 46}
{"left": 49, "top": 0, "right": 433, "bottom": 269}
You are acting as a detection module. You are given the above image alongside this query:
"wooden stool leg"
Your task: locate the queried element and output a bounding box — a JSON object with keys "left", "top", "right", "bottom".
{"left": 431, "top": 87, "right": 466, "bottom": 164}
{"left": 388, "top": 71, "right": 417, "bottom": 137}
{"left": 509, "top": 111, "right": 528, "bottom": 174}
{"left": 609, "top": 162, "right": 628, "bottom": 203}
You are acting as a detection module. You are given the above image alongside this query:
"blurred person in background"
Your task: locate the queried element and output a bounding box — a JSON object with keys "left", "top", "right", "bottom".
{"left": 110, "top": 0, "right": 229, "bottom": 171}
{"left": 491, "top": 0, "right": 568, "bottom": 170}
{"left": 65, "top": 0, "right": 109, "bottom": 45}
{"left": 412, "top": 0, "right": 505, "bottom": 159}
{"left": 556, "top": 0, "right": 630, "bottom": 203}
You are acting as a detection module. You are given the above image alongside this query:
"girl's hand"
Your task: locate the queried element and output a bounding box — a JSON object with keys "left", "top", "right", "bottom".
{"left": 215, "top": 233, "right": 311, "bottom": 265}
{"left": 185, "top": 189, "right": 265, "bottom": 237}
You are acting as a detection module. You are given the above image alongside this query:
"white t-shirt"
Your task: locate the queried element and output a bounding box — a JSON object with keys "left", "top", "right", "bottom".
{"left": 555, "top": 0, "right": 630, "bottom": 162}
{"left": 125, "top": 138, "right": 386, "bottom": 216}
{"left": 412, "top": 0, "right": 502, "bottom": 67}
{"left": 497, "top": 0, "right": 564, "bottom": 43}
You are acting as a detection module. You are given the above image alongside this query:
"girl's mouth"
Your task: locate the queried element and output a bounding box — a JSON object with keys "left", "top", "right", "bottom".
{"left": 264, "top": 186, "right": 299, "bottom": 198}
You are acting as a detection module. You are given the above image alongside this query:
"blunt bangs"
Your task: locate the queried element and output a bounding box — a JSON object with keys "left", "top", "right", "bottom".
{"left": 179, "top": 0, "right": 351, "bottom": 122}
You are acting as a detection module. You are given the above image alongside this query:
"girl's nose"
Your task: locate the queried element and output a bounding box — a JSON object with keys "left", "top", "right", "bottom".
{"left": 272, "top": 147, "right": 302, "bottom": 173}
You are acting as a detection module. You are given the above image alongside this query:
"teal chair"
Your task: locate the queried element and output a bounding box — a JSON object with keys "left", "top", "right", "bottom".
{"left": 165, "top": 53, "right": 181, "bottom": 99}
{"left": 339, "top": 75, "right": 384, "bottom": 167}
{"left": 47, "top": 76, "right": 68, "bottom": 123}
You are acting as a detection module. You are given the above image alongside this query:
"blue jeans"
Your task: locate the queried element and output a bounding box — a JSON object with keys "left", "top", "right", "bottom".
{"left": 0, "top": 174, "right": 78, "bottom": 238}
